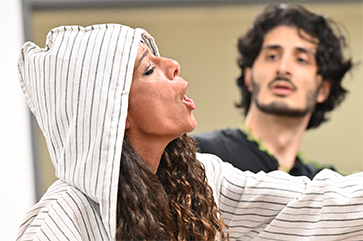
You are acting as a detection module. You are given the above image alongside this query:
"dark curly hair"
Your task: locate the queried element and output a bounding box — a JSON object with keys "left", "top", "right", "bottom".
{"left": 236, "top": 4, "right": 353, "bottom": 129}
{"left": 116, "top": 134, "right": 229, "bottom": 241}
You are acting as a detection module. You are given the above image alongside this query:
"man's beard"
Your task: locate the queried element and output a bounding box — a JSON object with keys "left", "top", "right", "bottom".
{"left": 252, "top": 78, "right": 320, "bottom": 117}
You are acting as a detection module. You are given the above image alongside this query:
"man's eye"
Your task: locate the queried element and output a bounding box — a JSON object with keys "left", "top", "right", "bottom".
{"left": 297, "top": 58, "right": 308, "bottom": 64}
{"left": 143, "top": 67, "right": 155, "bottom": 76}
{"left": 266, "top": 54, "right": 277, "bottom": 60}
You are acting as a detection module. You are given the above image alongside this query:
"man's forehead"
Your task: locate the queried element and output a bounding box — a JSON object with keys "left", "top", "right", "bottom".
{"left": 262, "top": 26, "right": 318, "bottom": 53}
{"left": 261, "top": 44, "right": 316, "bottom": 55}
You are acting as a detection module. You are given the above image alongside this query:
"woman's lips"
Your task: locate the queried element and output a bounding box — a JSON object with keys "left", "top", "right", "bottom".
{"left": 183, "top": 95, "right": 196, "bottom": 110}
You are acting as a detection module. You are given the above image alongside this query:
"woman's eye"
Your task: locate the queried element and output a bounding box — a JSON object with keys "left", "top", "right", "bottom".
{"left": 143, "top": 66, "right": 155, "bottom": 76}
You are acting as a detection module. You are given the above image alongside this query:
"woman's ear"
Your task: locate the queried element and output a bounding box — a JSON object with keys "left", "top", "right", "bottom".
{"left": 125, "top": 117, "right": 131, "bottom": 129}
{"left": 316, "top": 79, "right": 332, "bottom": 103}
{"left": 244, "top": 67, "right": 253, "bottom": 92}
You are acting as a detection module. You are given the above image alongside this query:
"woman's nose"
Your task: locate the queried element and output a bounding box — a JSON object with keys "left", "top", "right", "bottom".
{"left": 160, "top": 57, "right": 180, "bottom": 80}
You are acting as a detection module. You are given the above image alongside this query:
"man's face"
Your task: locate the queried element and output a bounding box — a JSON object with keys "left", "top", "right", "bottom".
{"left": 244, "top": 26, "right": 331, "bottom": 117}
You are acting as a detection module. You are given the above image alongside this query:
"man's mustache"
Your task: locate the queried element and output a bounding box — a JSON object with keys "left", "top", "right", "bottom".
{"left": 268, "top": 77, "right": 297, "bottom": 90}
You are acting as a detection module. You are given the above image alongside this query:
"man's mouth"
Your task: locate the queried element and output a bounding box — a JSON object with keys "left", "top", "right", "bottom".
{"left": 269, "top": 78, "right": 297, "bottom": 96}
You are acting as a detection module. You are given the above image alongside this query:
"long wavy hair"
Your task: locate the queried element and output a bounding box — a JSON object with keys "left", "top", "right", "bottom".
{"left": 236, "top": 4, "right": 353, "bottom": 129}
{"left": 116, "top": 134, "right": 229, "bottom": 240}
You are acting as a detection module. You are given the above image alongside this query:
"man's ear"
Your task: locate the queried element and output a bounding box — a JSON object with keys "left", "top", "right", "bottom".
{"left": 317, "top": 79, "right": 332, "bottom": 103}
{"left": 244, "top": 67, "right": 253, "bottom": 92}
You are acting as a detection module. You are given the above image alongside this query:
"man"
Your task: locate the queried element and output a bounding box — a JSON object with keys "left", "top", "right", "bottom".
{"left": 194, "top": 4, "right": 353, "bottom": 179}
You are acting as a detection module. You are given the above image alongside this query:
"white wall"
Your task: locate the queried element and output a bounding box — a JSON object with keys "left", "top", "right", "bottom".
{"left": 0, "top": 0, "right": 35, "bottom": 239}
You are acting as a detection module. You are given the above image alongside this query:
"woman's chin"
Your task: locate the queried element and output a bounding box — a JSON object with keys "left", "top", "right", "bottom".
{"left": 188, "top": 118, "right": 197, "bottom": 132}
{"left": 172, "top": 117, "right": 197, "bottom": 139}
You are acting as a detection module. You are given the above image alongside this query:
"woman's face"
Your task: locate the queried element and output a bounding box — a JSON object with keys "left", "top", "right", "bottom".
{"left": 126, "top": 42, "right": 197, "bottom": 143}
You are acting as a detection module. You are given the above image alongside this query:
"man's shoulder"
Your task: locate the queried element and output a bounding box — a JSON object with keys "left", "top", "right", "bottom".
{"left": 193, "top": 128, "right": 245, "bottom": 143}
{"left": 192, "top": 128, "right": 254, "bottom": 162}
{"left": 193, "top": 128, "right": 279, "bottom": 172}
{"left": 293, "top": 155, "right": 337, "bottom": 179}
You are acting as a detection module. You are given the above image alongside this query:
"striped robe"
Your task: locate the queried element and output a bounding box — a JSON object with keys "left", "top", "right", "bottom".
{"left": 17, "top": 23, "right": 363, "bottom": 241}
{"left": 199, "top": 153, "right": 363, "bottom": 240}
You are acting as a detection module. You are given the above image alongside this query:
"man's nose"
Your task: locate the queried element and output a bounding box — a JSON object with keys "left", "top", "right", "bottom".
{"left": 276, "top": 55, "right": 292, "bottom": 76}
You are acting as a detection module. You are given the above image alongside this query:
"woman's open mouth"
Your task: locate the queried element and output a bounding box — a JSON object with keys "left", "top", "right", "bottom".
{"left": 183, "top": 95, "right": 196, "bottom": 110}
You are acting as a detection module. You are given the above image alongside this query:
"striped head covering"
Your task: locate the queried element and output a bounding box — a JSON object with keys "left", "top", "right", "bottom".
{"left": 17, "top": 24, "right": 159, "bottom": 240}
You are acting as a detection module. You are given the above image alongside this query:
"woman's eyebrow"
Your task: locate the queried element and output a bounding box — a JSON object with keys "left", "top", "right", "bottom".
{"left": 136, "top": 50, "right": 149, "bottom": 69}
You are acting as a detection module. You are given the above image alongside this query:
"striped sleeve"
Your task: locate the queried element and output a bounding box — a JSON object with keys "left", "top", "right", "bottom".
{"left": 198, "top": 153, "right": 363, "bottom": 241}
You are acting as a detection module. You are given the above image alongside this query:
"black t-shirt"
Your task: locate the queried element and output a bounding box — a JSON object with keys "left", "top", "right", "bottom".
{"left": 193, "top": 128, "right": 334, "bottom": 180}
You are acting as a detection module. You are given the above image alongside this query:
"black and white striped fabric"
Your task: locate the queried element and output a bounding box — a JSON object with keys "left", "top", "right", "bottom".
{"left": 17, "top": 23, "right": 363, "bottom": 241}
{"left": 17, "top": 23, "right": 158, "bottom": 240}
{"left": 199, "top": 153, "right": 363, "bottom": 240}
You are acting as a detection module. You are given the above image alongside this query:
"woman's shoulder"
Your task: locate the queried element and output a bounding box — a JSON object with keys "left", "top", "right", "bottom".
{"left": 17, "top": 180, "right": 108, "bottom": 240}
{"left": 196, "top": 153, "right": 235, "bottom": 188}
{"left": 197, "top": 152, "right": 236, "bottom": 173}
{"left": 197, "top": 152, "right": 224, "bottom": 172}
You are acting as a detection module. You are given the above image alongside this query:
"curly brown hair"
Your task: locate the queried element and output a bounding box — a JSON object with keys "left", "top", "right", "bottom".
{"left": 236, "top": 4, "right": 353, "bottom": 129}
{"left": 116, "top": 134, "right": 229, "bottom": 240}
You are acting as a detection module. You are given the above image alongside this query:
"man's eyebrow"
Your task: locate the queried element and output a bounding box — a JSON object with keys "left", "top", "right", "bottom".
{"left": 295, "top": 47, "right": 316, "bottom": 56}
{"left": 136, "top": 50, "right": 149, "bottom": 69}
{"left": 262, "top": 44, "right": 316, "bottom": 56}
{"left": 261, "top": 45, "right": 282, "bottom": 51}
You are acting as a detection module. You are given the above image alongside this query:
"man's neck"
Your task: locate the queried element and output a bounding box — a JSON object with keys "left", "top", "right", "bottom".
{"left": 243, "top": 107, "right": 311, "bottom": 171}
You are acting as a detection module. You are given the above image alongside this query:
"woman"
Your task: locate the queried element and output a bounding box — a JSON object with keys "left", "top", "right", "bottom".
{"left": 17, "top": 23, "right": 226, "bottom": 241}
{"left": 17, "top": 24, "right": 363, "bottom": 241}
